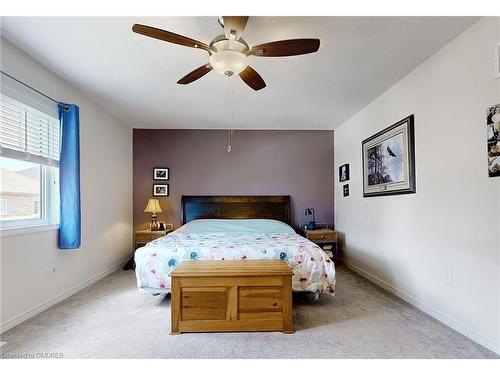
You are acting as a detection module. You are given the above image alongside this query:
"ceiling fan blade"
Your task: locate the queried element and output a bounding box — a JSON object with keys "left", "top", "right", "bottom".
{"left": 177, "top": 64, "right": 213, "bottom": 85}
{"left": 249, "top": 39, "right": 320, "bottom": 57}
{"left": 132, "top": 24, "right": 210, "bottom": 52}
{"left": 239, "top": 66, "right": 266, "bottom": 91}
{"left": 221, "top": 16, "right": 249, "bottom": 41}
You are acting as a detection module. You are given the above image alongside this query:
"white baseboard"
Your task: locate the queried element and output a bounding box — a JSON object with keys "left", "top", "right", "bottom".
{"left": 0, "top": 258, "right": 129, "bottom": 334}
{"left": 341, "top": 258, "right": 500, "bottom": 355}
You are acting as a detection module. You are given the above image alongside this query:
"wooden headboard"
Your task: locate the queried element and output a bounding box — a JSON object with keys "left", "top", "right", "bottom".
{"left": 181, "top": 195, "right": 291, "bottom": 225}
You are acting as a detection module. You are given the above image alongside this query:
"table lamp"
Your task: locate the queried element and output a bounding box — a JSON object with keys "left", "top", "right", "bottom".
{"left": 144, "top": 198, "right": 162, "bottom": 231}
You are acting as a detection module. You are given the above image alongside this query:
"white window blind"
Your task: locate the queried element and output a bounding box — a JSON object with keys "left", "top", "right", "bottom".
{"left": 0, "top": 73, "right": 60, "bottom": 166}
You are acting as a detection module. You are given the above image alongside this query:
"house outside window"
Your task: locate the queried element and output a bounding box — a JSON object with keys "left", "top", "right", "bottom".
{"left": 0, "top": 158, "right": 41, "bottom": 220}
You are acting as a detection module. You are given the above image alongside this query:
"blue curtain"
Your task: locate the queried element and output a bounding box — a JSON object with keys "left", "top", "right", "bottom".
{"left": 58, "top": 103, "right": 81, "bottom": 249}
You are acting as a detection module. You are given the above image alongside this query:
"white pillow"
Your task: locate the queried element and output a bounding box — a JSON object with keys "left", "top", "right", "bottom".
{"left": 175, "top": 219, "right": 295, "bottom": 235}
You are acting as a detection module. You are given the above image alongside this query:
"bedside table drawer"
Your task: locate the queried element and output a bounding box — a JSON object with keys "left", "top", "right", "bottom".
{"left": 135, "top": 232, "right": 164, "bottom": 243}
{"left": 306, "top": 231, "right": 336, "bottom": 243}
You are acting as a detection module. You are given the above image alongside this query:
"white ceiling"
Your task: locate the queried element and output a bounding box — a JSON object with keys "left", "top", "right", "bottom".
{"left": 1, "top": 17, "right": 477, "bottom": 129}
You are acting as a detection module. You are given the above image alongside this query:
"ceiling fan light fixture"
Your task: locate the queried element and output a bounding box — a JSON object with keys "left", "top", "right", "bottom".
{"left": 209, "top": 50, "right": 249, "bottom": 77}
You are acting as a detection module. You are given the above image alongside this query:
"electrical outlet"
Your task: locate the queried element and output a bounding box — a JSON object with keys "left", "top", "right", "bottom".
{"left": 444, "top": 269, "right": 454, "bottom": 286}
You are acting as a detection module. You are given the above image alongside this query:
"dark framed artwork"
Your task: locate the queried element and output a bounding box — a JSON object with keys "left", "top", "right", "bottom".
{"left": 153, "top": 167, "right": 169, "bottom": 180}
{"left": 343, "top": 184, "right": 349, "bottom": 197}
{"left": 339, "top": 164, "right": 350, "bottom": 182}
{"left": 153, "top": 184, "right": 169, "bottom": 197}
{"left": 487, "top": 103, "right": 500, "bottom": 177}
{"left": 362, "top": 115, "right": 416, "bottom": 197}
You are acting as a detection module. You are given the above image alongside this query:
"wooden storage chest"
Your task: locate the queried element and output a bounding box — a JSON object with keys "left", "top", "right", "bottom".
{"left": 170, "top": 260, "right": 294, "bottom": 334}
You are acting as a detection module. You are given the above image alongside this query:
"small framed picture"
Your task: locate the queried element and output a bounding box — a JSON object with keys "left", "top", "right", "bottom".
{"left": 339, "top": 164, "right": 350, "bottom": 182}
{"left": 343, "top": 184, "right": 349, "bottom": 197}
{"left": 153, "top": 184, "right": 169, "bottom": 196}
{"left": 153, "top": 167, "right": 169, "bottom": 180}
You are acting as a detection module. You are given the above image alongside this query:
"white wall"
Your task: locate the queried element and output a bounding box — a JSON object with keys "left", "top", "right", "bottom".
{"left": 0, "top": 38, "right": 133, "bottom": 331}
{"left": 334, "top": 17, "right": 500, "bottom": 354}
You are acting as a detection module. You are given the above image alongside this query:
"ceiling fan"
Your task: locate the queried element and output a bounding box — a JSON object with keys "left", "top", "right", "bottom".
{"left": 132, "top": 17, "right": 320, "bottom": 91}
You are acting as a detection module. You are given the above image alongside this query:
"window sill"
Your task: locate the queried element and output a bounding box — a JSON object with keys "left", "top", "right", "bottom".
{"left": 0, "top": 224, "right": 59, "bottom": 237}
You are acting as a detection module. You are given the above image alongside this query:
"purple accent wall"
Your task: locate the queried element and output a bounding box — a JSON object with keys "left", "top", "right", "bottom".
{"left": 133, "top": 129, "right": 334, "bottom": 230}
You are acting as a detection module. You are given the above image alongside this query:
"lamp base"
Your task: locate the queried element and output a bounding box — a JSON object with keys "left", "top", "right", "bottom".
{"left": 150, "top": 213, "right": 160, "bottom": 231}
{"left": 150, "top": 220, "right": 160, "bottom": 231}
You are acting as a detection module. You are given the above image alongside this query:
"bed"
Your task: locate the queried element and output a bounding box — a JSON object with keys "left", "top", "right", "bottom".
{"left": 134, "top": 195, "right": 336, "bottom": 295}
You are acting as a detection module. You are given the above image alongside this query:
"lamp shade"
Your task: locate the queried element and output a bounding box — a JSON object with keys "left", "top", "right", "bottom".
{"left": 144, "top": 198, "right": 162, "bottom": 213}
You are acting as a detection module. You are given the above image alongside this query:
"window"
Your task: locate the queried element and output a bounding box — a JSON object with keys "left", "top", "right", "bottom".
{"left": 0, "top": 73, "right": 60, "bottom": 230}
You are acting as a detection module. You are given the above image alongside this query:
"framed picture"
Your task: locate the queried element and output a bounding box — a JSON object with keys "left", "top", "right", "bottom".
{"left": 339, "top": 164, "right": 350, "bottom": 182}
{"left": 343, "top": 184, "right": 349, "bottom": 197}
{"left": 153, "top": 167, "right": 169, "bottom": 180}
{"left": 486, "top": 103, "right": 500, "bottom": 177}
{"left": 362, "top": 115, "right": 416, "bottom": 197}
{"left": 153, "top": 184, "right": 169, "bottom": 196}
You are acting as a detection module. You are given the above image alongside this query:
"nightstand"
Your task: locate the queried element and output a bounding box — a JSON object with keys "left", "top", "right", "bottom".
{"left": 303, "top": 228, "right": 338, "bottom": 264}
{"left": 134, "top": 229, "right": 171, "bottom": 249}
{"left": 123, "top": 229, "right": 173, "bottom": 270}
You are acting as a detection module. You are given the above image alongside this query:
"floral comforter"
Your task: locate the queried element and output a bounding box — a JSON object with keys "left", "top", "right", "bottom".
{"left": 135, "top": 232, "right": 336, "bottom": 295}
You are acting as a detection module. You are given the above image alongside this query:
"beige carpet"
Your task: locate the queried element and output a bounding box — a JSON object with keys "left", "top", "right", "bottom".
{"left": 1, "top": 266, "right": 497, "bottom": 359}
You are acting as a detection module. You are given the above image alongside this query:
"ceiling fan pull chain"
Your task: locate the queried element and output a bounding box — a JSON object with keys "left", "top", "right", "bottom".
{"left": 226, "top": 78, "right": 231, "bottom": 153}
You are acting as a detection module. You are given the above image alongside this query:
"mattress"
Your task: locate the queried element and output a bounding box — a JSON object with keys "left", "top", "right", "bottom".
{"left": 134, "top": 219, "right": 336, "bottom": 295}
